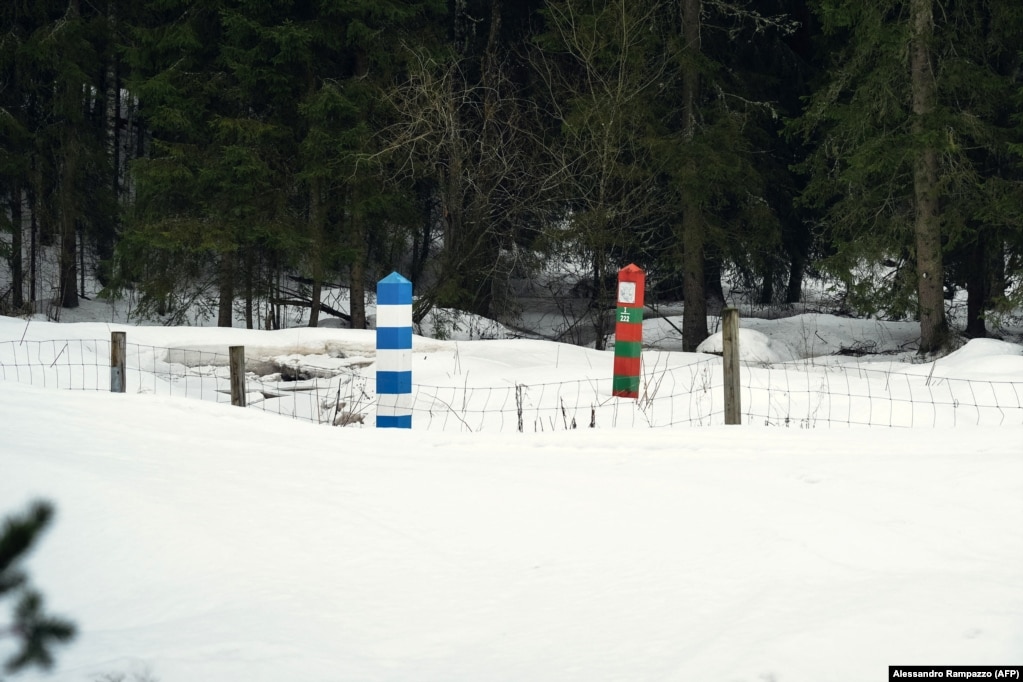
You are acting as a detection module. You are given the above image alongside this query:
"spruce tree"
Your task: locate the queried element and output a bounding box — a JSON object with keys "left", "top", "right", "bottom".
{"left": 1, "top": 1, "right": 115, "bottom": 313}
{"left": 275, "top": 0, "right": 446, "bottom": 328}
{"left": 124, "top": 0, "right": 288, "bottom": 325}
{"left": 796, "top": 0, "right": 1023, "bottom": 351}
{"left": 936, "top": 0, "right": 1023, "bottom": 337}
{"left": 0, "top": 501, "right": 75, "bottom": 678}
{"left": 663, "top": 1, "right": 803, "bottom": 348}
{"left": 0, "top": 3, "right": 31, "bottom": 311}
{"left": 123, "top": 0, "right": 446, "bottom": 327}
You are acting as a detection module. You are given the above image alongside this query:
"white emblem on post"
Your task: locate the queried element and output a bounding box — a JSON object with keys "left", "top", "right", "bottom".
{"left": 618, "top": 281, "right": 636, "bottom": 305}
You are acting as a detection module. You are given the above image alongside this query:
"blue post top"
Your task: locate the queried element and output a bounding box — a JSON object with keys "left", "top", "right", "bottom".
{"left": 377, "top": 272, "right": 412, "bottom": 306}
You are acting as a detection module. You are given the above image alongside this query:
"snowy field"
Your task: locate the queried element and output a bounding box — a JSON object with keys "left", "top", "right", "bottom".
{"left": 2, "top": 303, "right": 1023, "bottom": 681}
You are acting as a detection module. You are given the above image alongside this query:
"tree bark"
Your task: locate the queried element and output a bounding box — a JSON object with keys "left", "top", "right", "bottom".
{"left": 307, "top": 176, "right": 324, "bottom": 327}
{"left": 987, "top": 238, "right": 1005, "bottom": 303}
{"left": 97, "top": 0, "right": 120, "bottom": 286}
{"left": 592, "top": 252, "right": 610, "bottom": 350}
{"left": 349, "top": 210, "right": 368, "bottom": 329}
{"left": 105, "top": 0, "right": 120, "bottom": 202}
{"left": 964, "top": 234, "right": 987, "bottom": 338}
{"left": 680, "top": 0, "right": 707, "bottom": 352}
{"left": 217, "top": 253, "right": 234, "bottom": 327}
{"left": 57, "top": 0, "right": 82, "bottom": 310}
{"left": 58, "top": 148, "right": 79, "bottom": 309}
{"left": 410, "top": 181, "right": 435, "bottom": 286}
{"left": 29, "top": 181, "right": 37, "bottom": 303}
{"left": 786, "top": 251, "right": 805, "bottom": 304}
{"left": 79, "top": 220, "right": 85, "bottom": 295}
{"left": 760, "top": 265, "right": 775, "bottom": 306}
{"left": 244, "top": 247, "right": 254, "bottom": 329}
{"left": 9, "top": 185, "right": 24, "bottom": 309}
{"left": 704, "top": 254, "right": 724, "bottom": 306}
{"left": 910, "top": 0, "right": 948, "bottom": 353}
{"left": 309, "top": 278, "right": 322, "bottom": 327}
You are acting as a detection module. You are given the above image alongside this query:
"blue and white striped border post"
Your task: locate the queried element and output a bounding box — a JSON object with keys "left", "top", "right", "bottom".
{"left": 376, "top": 272, "right": 412, "bottom": 428}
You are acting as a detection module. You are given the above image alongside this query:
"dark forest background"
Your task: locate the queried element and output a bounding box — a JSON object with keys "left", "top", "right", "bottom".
{"left": 2, "top": 0, "right": 1021, "bottom": 353}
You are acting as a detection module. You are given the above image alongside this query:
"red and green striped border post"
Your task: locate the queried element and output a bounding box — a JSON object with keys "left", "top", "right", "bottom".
{"left": 612, "top": 264, "right": 645, "bottom": 399}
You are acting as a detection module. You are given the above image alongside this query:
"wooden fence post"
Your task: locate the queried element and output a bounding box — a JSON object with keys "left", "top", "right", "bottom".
{"left": 722, "top": 308, "right": 741, "bottom": 425}
{"left": 110, "top": 331, "right": 126, "bottom": 393}
{"left": 229, "top": 346, "right": 246, "bottom": 407}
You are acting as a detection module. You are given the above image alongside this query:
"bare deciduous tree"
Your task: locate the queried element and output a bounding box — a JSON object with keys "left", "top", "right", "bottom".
{"left": 532, "top": 0, "right": 673, "bottom": 349}
{"left": 380, "top": 28, "right": 554, "bottom": 325}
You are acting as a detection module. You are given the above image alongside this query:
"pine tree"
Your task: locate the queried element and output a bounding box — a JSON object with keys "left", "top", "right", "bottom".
{"left": 0, "top": 501, "right": 75, "bottom": 679}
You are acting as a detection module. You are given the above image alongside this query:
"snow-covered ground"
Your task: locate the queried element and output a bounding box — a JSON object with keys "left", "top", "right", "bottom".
{"left": 1, "top": 302, "right": 1022, "bottom": 681}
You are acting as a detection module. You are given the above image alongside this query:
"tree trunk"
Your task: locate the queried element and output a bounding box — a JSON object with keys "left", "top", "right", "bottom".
{"left": 680, "top": 0, "right": 707, "bottom": 352}
{"left": 786, "top": 251, "right": 804, "bottom": 304}
{"left": 964, "top": 234, "right": 987, "bottom": 338}
{"left": 592, "top": 253, "right": 609, "bottom": 350}
{"left": 307, "top": 177, "right": 324, "bottom": 327}
{"left": 410, "top": 181, "right": 435, "bottom": 286}
{"left": 349, "top": 211, "right": 368, "bottom": 330}
{"left": 760, "top": 265, "right": 774, "bottom": 306}
{"left": 97, "top": 0, "right": 120, "bottom": 287}
{"left": 9, "top": 185, "right": 24, "bottom": 309}
{"left": 681, "top": 207, "right": 706, "bottom": 351}
{"left": 704, "top": 255, "right": 724, "bottom": 306}
{"left": 57, "top": 0, "right": 82, "bottom": 310}
{"left": 79, "top": 221, "right": 85, "bottom": 295}
{"left": 442, "top": 80, "right": 465, "bottom": 310}
{"left": 350, "top": 265, "right": 367, "bottom": 330}
{"left": 217, "top": 253, "right": 234, "bottom": 327}
{"left": 106, "top": 0, "right": 120, "bottom": 203}
{"left": 910, "top": 0, "right": 948, "bottom": 354}
{"left": 266, "top": 258, "right": 281, "bottom": 330}
{"left": 309, "top": 278, "right": 322, "bottom": 327}
{"left": 244, "top": 247, "right": 254, "bottom": 329}
{"left": 58, "top": 152, "right": 79, "bottom": 309}
{"left": 987, "top": 237, "right": 1005, "bottom": 303}
{"left": 29, "top": 183, "right": 37, "bottom": 303}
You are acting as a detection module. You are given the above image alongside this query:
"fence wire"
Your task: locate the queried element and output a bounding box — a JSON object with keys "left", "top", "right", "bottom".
{"left": 1, "top": 339, "right": 1021, "bottom": 431}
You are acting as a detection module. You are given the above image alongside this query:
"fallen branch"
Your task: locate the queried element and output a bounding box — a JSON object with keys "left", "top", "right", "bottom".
{"left": 272, "top": 297, "right": 352, "bottom": 323}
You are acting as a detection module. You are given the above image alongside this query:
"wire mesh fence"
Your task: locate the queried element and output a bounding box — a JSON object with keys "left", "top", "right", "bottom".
{"left": 409, "top": 359, "right": 723, "bottom": 432}
{"left": 0, "top": 339, "right": 345, "bottom": 424}
{"left": 2, "top": 338, "right": 1022, "bottom": 430}
{"left": 739, "top": 361, "right": 1023, "bottom": 428}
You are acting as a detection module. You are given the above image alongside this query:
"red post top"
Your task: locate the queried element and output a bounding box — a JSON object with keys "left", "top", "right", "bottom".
{"left": 616, "top": 264, "right": 645, "bottom": 308}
